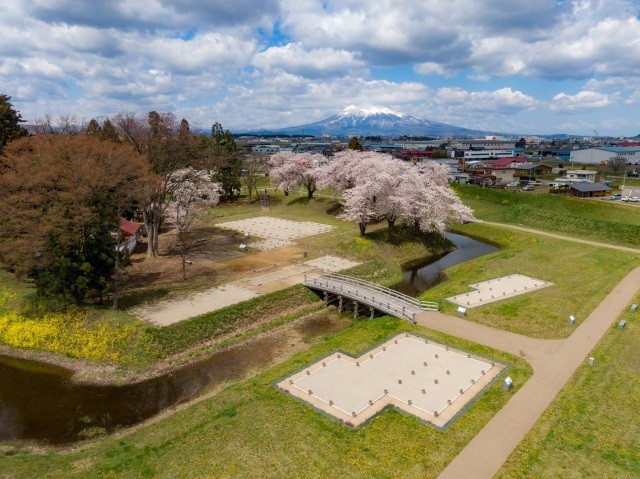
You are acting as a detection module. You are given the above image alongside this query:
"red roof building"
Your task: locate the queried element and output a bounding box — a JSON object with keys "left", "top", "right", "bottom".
{"left": 119, "top": 217, "right": 141, "bottom": 238}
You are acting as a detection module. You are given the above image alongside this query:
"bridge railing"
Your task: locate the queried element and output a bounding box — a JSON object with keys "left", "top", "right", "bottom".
{"left": 304, "top": 273, "right": 439, "bottom": 311}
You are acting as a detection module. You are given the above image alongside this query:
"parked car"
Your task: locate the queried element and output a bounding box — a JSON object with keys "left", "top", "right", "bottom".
{"left": 610, "top": 194, "right": 622, "bottom": 200}
{"left": 631, "top": 196, "right": 640, "bottom": 202}
{"left": 522, "top": 185, "right": 535, "bottom": 191}
{"left": 507, "top": 181, "right": 519, "bottom": 187}
{"left": 622, "top": 195, "right": 631, "bottom": 201}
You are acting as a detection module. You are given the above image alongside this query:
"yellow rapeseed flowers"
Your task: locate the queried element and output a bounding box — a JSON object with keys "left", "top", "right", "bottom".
{"left": 0, "top": 286, "right": 149, "bottom": 362}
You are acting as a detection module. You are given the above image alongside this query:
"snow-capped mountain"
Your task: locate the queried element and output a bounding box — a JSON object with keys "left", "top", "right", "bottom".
{"left": 246, "top": 106, "right": 502, "bottom": 137}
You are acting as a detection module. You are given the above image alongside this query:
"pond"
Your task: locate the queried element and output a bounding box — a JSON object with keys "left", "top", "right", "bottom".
{"left": 0, "top": 314, "right": 346, "bottom": 445}
{"left": 393, "top": 232, "right": 498, "bottom": 296}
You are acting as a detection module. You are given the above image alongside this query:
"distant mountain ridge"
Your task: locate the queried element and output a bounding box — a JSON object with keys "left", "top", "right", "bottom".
{"left": 242, "top": 105, "right": 506, "bottom": 138}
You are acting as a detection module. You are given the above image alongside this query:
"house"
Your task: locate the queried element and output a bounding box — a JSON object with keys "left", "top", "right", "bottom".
{"left": 453, "top": 149, "right": 516, "bottom": 162}
{"left": 484, "top": 159, "right": 536, "bottom": 184}
{"left": 570, "top": 183, "right": 611, "bottom": 198}
{"left": 483, "top": 157, "right": 527, "bottom": 168}
{"left": 565, "top": 170, "right": 597, "bottom": 183}
{"left": 449, "top": 172, "right": 469, "bottom": 184}
{"left": 117, "top": 217, "right": 141, "bottom": 254}
{"left": 468, "top": 173, "right": 497, "bottom": 186}
{"left": 534, "top": 164, "right": 553, "bottom": 176}
{"left": 397, "top": 149, "right": 435, "bottom": 163}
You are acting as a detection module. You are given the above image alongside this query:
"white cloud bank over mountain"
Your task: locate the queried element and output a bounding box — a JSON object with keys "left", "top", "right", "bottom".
{"left": 0, "top": 0, "right": 639, "bottom": 135}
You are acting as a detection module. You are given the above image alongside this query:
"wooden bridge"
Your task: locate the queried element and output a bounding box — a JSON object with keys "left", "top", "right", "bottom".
{"left": 303, "top": 273, "right": 439, "bottom": 323}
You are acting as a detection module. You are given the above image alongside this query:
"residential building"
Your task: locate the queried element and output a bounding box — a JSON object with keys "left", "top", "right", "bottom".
{"left": 565, "top": 170, "right": 597, "bottom": 183}
{"left": 570, "top": 183, "right": 611, "bottom": 198}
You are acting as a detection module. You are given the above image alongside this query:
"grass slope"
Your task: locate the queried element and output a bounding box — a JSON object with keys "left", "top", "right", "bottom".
{"left": 0, "top": 318, "right": 532, "bottom": 479}
{"left": 496, "top": 300, "right": 640, "bottom": 478}
{"left": 455, "top": 184, "right": 640, "bottom": 248}
{"left": 421, "top": 222, "right": 638, "bottom": 338}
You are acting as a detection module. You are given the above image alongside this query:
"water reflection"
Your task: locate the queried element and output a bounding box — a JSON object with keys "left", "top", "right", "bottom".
{"left": 394, "top": 232, "right": 498, "bottom": 296}
{"left": 0, "top": 314, "right": 345, "bottom": 445}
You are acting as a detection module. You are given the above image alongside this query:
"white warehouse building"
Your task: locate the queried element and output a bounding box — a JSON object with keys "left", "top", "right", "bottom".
{"left": 569, "top": 147, "right": 640, "bottom": 165}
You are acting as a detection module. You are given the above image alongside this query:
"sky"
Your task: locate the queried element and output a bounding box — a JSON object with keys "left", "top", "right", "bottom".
{"left": 1, "top": 0, "right": 639, "bottom": 136}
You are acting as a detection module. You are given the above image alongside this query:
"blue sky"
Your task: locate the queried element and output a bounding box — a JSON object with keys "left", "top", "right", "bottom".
{"left": 1, "top": 0, "right": 639, "bottom": 136}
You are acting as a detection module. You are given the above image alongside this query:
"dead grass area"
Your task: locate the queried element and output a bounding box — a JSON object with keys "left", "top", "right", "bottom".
{"left": 119, "top": 225, "right": 307, "bottom": 308}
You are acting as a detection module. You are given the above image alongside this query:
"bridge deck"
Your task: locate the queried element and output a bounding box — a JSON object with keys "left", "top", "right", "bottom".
{"left": 304, "top": 273, "right": 438, "bottom": 322}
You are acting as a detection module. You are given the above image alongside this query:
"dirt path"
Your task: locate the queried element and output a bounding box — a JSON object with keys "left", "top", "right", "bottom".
{"left": 477, "top": 220, "right": 640, "bottom": 253}
{"left": 423, "top": 265, "right": 640, "bottom": 479}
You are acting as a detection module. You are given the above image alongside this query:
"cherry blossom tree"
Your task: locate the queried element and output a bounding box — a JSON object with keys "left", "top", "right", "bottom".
{"left": 321, "top": 150, "right": 473, "bottom": 235}
{"left": 338, "top": 184, "right": 378, "bottom": 236}
{"left": 317, "top": 149, "right": 389, "bottom": 193}
{"left": 166, "top": 168, "right": 221, "bottom": 279}
{"left": 397, "top": 162, "right": 473, "bottom": 234}
{"left": 268, "top": 151, "right": 325, "bottom": 198}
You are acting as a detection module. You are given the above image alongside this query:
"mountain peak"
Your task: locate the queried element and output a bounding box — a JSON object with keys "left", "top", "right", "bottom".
{"left": 244, "top": 106, "right": 503, "bottom": 138}
{"left": 339, "top": 105, "right": 405, "bottom": 119}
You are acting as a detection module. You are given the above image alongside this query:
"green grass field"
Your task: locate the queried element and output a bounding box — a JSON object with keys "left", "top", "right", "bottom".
{"left": 496, "top": 300, "right": 640, "bottom": 478}
{"left": 420, "top": 222, "right": 638, "bottom": 338}
{"left": 0, "top": 192, "right": 454, "bottom": 365}
{"left": 1, "top": 184, "right": 639, "bottom": 478}
{"left": 0, "top": 317, "right": 532, "bottom": 479}
{"left": 455, "top": 184, "right": 640, "bottom": 248}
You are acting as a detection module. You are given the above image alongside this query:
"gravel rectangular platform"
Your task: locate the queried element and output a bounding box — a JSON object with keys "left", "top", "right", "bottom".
{"left": 446, "top": 274, "right": 553, "bottom": 308}
{"left": 132, "top": 284, "right": 259, "bottom": 326}
{"left": 303, "top": 255, "right": 360, "bottom": 272}
{"left": 219, "top": 217, "right": 335, "bottom": 241}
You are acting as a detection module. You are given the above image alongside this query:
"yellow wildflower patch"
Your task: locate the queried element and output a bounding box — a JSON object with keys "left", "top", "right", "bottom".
{"left": 0, "top": 309, "right": 150, "bottom": 363}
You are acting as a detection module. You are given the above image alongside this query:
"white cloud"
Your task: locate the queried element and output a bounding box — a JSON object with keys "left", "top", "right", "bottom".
{"left": 414, "top": 62, "right": 453, "bottom": 77}
{"left": 550, "top": 90, "right": 613, "bottom": 111}
{"left": 144, "top": 33, "right": 257, "bottom": 73}
{"left": 214, "top": 76, "right": 432, "bottom": 129}
{"left": 252, "top": 43, "right": 366, "bottom": 77}
{"left": 436, "top": 87, "right": 538, "bottom": 114}
{"left": 27, "top": 0, "right": 280, "bottom": 30}
{"left": 1, "top": 0, "right": 640, "bottom": 135}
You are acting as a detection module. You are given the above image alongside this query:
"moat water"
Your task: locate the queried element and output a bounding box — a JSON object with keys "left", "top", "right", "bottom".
{"left": 393, "top": 232, "right": 498, "bottom": 296}
{"left": 0, "top": 233, "right": 497, "bottom": 445}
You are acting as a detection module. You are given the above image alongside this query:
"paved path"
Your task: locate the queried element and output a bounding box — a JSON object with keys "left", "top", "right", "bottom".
{"left": 478, "top": 221, "right": 640, "bottom": 253}
{"left": 422, "top": 265, "right": 640, "bottom": 479}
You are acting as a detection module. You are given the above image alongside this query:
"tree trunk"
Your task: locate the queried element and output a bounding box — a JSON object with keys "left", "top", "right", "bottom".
{"left": 307, "top": 187, "right": 315, "bottom": 198}
{"left": 387, "top": 219, "right": 395, "bottom": 228}
{"left": 359, "top": 223, "right": 367, "bottom": 236}
{"left": 143, "top": 206, "right": 161, "bottom": 258}
{"left": 112, "top": 250, "right": 122, "bottom": 309}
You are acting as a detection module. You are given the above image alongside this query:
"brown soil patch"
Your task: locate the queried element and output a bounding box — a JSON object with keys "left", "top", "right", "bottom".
{"left": 120, "top": 225, "right": 306, "bottom": 307}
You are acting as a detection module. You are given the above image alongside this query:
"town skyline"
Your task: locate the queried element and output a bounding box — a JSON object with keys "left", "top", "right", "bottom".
{"left": 1, "top": 1, "right": 640, "bottom": 136}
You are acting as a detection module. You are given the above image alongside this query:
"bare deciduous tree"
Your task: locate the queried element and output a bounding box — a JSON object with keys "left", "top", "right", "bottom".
{"left": 165, "top": 168, "right": 221, "bottom": 279}
{"left": 244, "top": 156, "right": 265, "bottom": 203}
{"left": 607, "top": 156, "right": 627, "bottom": 175}
{"left": 112, "top": 112, "right": 186, "bottom": 258}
